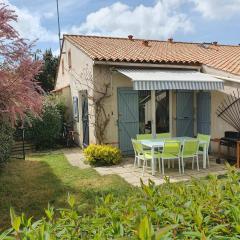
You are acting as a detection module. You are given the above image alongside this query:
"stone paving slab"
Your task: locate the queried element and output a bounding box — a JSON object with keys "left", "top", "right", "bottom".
{"left": 63, "top": 149, "right": 229, "bottom": 187}
{"left": 94, "top": 156, "right": 229, "bottom": 187}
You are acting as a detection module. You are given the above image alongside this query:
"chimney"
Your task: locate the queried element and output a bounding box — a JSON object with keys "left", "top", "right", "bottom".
{"left": 128, "top": 35, "right": 133, "bottom": 40}
{"left": 213, "top": 41, "right": 218, "bottom": 46}
{"left": 142, "top": 40, "right": 149, "bottom": 47}
{"left": 168, "top": 38, "right": 173, "bottom": 43}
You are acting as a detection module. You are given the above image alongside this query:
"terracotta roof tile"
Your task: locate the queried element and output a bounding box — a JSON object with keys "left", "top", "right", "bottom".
{"left": 64, "top": 35, "right": 240, "bottom": 76}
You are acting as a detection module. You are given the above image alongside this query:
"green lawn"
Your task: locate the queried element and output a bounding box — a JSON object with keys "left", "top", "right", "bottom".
{"left": 0, "top": 152, "right": 133, "bottom": 230}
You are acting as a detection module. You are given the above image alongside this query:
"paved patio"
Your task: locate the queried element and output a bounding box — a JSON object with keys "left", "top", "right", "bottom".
{"left": 94, "top": 156, "right": 227, "bottom": 186}
{"left": 63, "top": 149, "right": 227, "bottom": 187}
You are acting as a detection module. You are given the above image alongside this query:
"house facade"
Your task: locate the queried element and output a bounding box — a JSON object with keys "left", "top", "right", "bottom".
{"left": 54, "top": 35, "right": 240, "bottom": 154}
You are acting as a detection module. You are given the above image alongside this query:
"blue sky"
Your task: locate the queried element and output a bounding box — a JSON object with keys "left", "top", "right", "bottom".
{"left": 5, "top": 0, "right": 240, "bottom": 55}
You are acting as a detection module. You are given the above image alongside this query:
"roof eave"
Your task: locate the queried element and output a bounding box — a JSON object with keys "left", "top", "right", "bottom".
{"left": 202, "top": 64, "right": 240, "bottom": 79}
{"left": 93, "top": 60, "right": 201, "bottom": 70}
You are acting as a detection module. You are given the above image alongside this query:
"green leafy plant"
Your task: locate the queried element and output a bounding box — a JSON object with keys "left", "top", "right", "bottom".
{"left": 83, "top": 144, "right": 122, "bottom": 166}
{"left": 2, "top": 165, "right": 240, "bottom": 239}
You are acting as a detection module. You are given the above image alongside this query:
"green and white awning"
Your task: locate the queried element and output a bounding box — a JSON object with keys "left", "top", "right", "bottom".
{"left": 116, "top": 68, "right": 224, "bottom": 90}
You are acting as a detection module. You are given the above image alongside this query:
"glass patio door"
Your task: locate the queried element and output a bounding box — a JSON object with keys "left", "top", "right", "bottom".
{"left": 155, "top": 91, "right": 169, "bottom": 133}
{"left": 138, "top": 90, "right": 169, "bottom": 134}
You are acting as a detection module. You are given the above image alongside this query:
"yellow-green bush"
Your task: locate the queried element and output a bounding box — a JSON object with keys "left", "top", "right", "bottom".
{"left": 83, "top": 144, "right": 121, "bottom": 166}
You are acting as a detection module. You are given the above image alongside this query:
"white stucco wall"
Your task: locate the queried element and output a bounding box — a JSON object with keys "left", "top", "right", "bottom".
{"left": 54, "top": 86, "right": 73, "bottom": 122}
{"left": 55, "top": 41, "right": 134, "bottom": 147}
{"left": 55, "top": 39, "right": 95, "bottom": 146}
{"left": 92, "top": 66, "right": 133, "bottom": 146}
{"left": 202, "top": 65, "right": 240, "bottom": 152}
{"left": 211, "top": 91, "right": 236, "bottom": 139}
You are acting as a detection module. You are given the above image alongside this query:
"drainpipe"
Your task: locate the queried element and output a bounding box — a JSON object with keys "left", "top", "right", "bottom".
{"left": 151, "top": 90, "right": 156, "bottom": 138}
{"left": 110, "top": 68, "right": 113, "bottom": 95}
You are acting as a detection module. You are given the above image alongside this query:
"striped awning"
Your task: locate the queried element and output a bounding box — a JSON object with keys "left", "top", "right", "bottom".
{"left": 116, "top": 68, "right": 224, "bottom": 90}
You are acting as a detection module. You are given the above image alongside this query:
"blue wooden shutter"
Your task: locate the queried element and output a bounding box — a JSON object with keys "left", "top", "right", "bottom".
{"left": 118, "top": 88, "right": 139, "bottom": 155}
{"left": 176, "top": 91, "right": 194, "bottom": 137}
{"left": 197, "top": 92, "right": 211, "bottom": 134}
{"left": 82, "top": 94, "right": 89, "bottom": 147}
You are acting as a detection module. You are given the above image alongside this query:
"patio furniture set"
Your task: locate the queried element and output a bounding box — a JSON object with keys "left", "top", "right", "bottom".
{"left": 132, "top": 133, "right": 211, "bottom": 176}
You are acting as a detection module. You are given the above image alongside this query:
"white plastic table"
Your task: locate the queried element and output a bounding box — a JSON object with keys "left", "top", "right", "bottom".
{"left": 140, "top": 137, "right": 208, "bottom": 175}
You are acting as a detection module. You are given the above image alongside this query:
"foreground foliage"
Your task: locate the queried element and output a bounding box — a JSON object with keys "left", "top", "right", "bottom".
{"left": 84, "top": 144, "right": 122, "bottom": 166}
{"left": 2, "top": 165, "right": 240, "bottom": 239}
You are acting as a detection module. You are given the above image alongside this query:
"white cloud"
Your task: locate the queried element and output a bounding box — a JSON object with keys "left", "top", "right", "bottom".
{"left": 52, "top": 48, "right": 60, "bottom": 57}
{"left": 192, "top": 0, "right": 240, "bottom": 19}
{"left": 68, "top": 0, "right": 193, "bottom": 39}
{"left": 42, "top": 11, "right": 55, "bottom": 19}
{"left": 3, "top": 0, "right": 58, "bottom": 43}
{"left": 59, "top": 0, "right": 91, "bottom": 10}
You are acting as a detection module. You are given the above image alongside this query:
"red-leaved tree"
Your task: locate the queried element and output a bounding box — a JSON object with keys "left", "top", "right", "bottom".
{"left": 0, "top": 3, "right": 43, "bottom": 125}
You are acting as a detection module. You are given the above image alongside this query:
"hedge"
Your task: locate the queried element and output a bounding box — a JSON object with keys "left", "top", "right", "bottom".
{"left": 26, "top": 95, "right": 65, "bottom": 149}
{"left": 0, "top": 120, "right": 14, "bottom": 163}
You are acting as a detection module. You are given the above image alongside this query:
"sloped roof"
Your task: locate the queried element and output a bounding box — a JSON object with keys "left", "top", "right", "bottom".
{"left": 64, "top": 35, "right": 240, "bottom": 76}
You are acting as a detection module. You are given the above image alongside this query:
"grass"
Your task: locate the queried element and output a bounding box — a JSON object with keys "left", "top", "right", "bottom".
{"left": 0, "top": 151, "right": 133, "bottom": 230}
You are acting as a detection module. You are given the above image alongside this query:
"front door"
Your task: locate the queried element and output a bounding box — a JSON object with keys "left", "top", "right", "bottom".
{"left": 82, "top": 91, "right": 89, "bottom": 147}
{"left": 118, "top": 88, "right": 139, "bottom": 155}
{"left": 176, "top": 91, "right": 194, "bottom": 137}
{"left": 197, "top": 92, "right": 211, "bottom": 134}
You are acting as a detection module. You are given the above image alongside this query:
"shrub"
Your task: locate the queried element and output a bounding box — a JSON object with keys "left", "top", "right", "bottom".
{"left": 0, "top": 120, "right": 14, "bottom": 163}
{"left": 26, "top": 95, "right": 64, "bottom": 149}
{"left": 84, "top": 144, "right": 122, "bottom": 166}
{"left": 2, "top": 166, "right": 240, "bottom": 239}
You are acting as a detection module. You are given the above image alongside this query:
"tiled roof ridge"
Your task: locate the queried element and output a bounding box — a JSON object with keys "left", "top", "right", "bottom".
{"left": 63, "top": 34, "right": 240, "bottom": 76}
{"left": 64, "top": 34, "right": 240, "bottom": 48}
{"left": 67, "top": 39, "right": 199, "bottom": 64}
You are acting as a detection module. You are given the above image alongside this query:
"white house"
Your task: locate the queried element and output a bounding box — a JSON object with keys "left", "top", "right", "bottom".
{"left": 54, "top": 35, "right": 240, "bottom": 155}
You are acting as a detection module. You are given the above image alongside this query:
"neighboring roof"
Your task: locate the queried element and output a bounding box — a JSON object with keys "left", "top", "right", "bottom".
{"left": 116, "top": 68, "right": 224, "bottom": 91}
{"left": 64, "top": 35, "right": 240, "bottom": 76}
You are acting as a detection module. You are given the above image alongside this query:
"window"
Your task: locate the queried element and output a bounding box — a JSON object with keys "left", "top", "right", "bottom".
{"left": 68, "top": 50, "right": 72, "bottom": 69}
{"left": 62, "top": 59, "right": 64, "bottom": 75}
